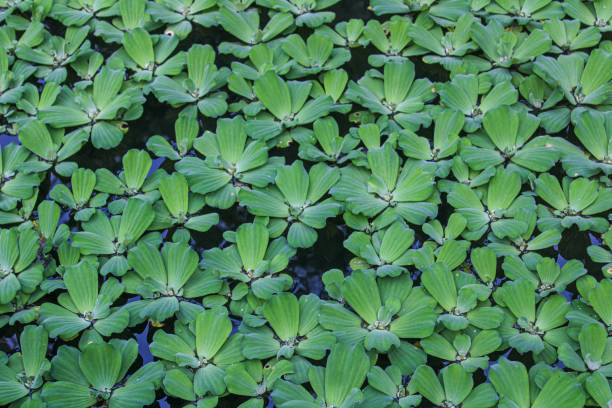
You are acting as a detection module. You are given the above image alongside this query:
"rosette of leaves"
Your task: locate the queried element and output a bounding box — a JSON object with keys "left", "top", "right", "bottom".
{"left": 94, "top": 149, "right": 161, "bottom": 199}
{"left": 49, "top": 168, "right": 108, "bottom": 222}
{"left": 319, "top": 269, "right": 438, "bottom": 352}
{"left": 0, "top": 288, "right": 45, "bottom": 327}
{"left": 295, "top": 117, "right": 361, "bottom": 164}
{"left": 148, "top": 44, "right": 230, "bottom": 118}
{"left": 242, "top": 71, "right": 335, "bottom": 140}
{"left": 0, "top": 52, "right": 35, "bottom": 125}
{"left": 147, "top": 115, "right": 199, "bottom": 161}
{"left": 343, "top": 220, "right": 416, "bottom": 277}
{"left": 217, "top": 6, "right": 294, "bottom": 58}
{"left": 345, "top": 61, "right": 436, "bottom": 132}
{"left": 114, "top": 29, "right": 185, "bottom": 82}
{"left": 558, "top": 322, "right": 612, "bottom": 379}
{"left": 8, "top": 81, "right": 60, "bottom": 129}
{"left": 448, "top": 168, "right": 540, "bottom": 241}
{"left": 271, "top": 343, "right": 370, "bottom": 408}
{"left": 38, "top": 66, "right": 146, "bottom": 149}
{"left": 483, "top": 0, "right": 564, "bottom": 23}
{"left": 438, "top": 73, "right": 518, "bottom": 132}
{"left": 568, "top": 277, "right": 612, "bottom": 331}
{"left": 361, "top": 17, "right": 421, "bottom": 67}
{"left": 50, "top": 0, "right": 116, "bottom": 28}
{"left": 421, "top": 329, "right": 502, "bottom": 372}
{"left": 0, "top": 325, "right": 49, "bottom": 407}
{"left": 409, "top": 15, "right": 492, "bottom": 72}
{"left": 422, "top": 212, "right": 468, "bottom": 246}
{"left": 516, "top": 74, "right": 570, "bottom": 133}
{"left": 0, "top": 145, "right": 44, "bottom": 225}
{"left": 587, "top": 232, "right": 612, "bottom": 275}
{"left": 439, "top": 155, "right": 497, "bottom": 195}
{"left": 123, "top": 240, "right": 223, "bottom": 324}
{"left": 486, "top": 203, "right": 562, "bottom": 258}
{"left": 280, "top": 32, "right": 351, "bottom": 79}
{"left": 461, "top": 105, "right": 559, "bottom": 174}
{"left": 93, "top": 0, "right": 161, "bottom": 43}
{"left": 70, "top": 197, "right": 154, "bottom": 276}
{"left": 563, "top": 0, "right": 612, "bottom": 31}
{"left": 224, "top": 359, "right": 293, "bottom": 408}
{"left": 314, "top": 18, "right": 366, "bottom": 48}
{"left": 256, "top": 0, "right": 341, "bottom": 27}
{"left": 147, "top": 0, "right": 218, "bottom": 39}
{"left": 470, "top": 21, "right": 551, "bottom": 67}
{"left": 399, "top": 108, "right": 465, "bottom": 178}
{"left": 331, "top": 142, "right": 437, "bottom": 226}
{"left": 175, "top": 116, "right": 283, "bottom": 209}
{"left": 408, "top": 237, "right": 469, "bottom": 273}
{"left": 562, "top": 109, "right": 612, "bottom": 177}
{"left": 421, "top": 260, "right": 505, "bottom": 331}
{"left": 69, "top": 51, "right": 104, "bottom": 83}
{"left": 238, "top": 160, "right": 341, "bottom": 248}
{"left": 360, "top": 365, "right": 422, "bottom": 408}
{"left": 150, "top": 307, "right": 245, "bottom": 406}
{"left": 39, "top": 260, "right": 129, "bottom": 339}
{"left": 15, "top": 26, "right": 90, "bottom": 83}
{"left": 17, "top": 120, "right": 88, "bottom": 177}
{"left": 229, "top": 43, "right": 293, "bottom": 83}
{"left": 495, "top": 279, "right": 571, "bottom": 356}
{"left": 149, "top": 171, "right": 219, "bottom": 232}
{"left": 535, "top": 174, "right": 611, "bottom": 234}
{"left": 42, "top": 339, "right": 164, "bottom": 408}
{"left": 544, "top": 19, "right": 602, "bottom": 53}
{"left": 0, "top": 226, "right": 44, "bottom": 306}
{"left": 533, "top": 49, "right": 612, "bottom": 107}
{"left": 200, "top": 222, "right": 295, "bottom": 303}
{"left": 240, "top": 293, "right": 335, "bottom": 360}
{"left": 489, "top": 357, "right": 586, "bottom": 408}
{"left": 368, "top": 0, "right": 434, "bottom": 16}
{"left": 410, "top": 363, "right": 498, "bottom": 408}
{"left": 501, "top": 255, "right": 586, "bottom": 296}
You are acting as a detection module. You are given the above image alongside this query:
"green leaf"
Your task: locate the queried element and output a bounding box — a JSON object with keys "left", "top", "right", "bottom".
{"left": 64, "top": 261, "right": 98, "bottom": 315}
{"left": 324, "top": 343, "right": 369, "bottom": 407}
{"left": 535, "top": 174, "right": 568, "bottom": 211}
{"left": 123, "top": 28, "right": 154, "bottom": 69}
{"left": 196, "top": 308, "right": 232, "bottom": 361}
{"left": 442, "top": 364, "right": 473, "bottom": 406}
{"left": 163, "top": 369, "right": 195, "bottom": 401}
{"left": 489, "top": 358, "right": 529, "bottom": 408}
{"left": 500, "top": 279, "right": 535, "bottom": 322}
{"left": 80, "top": 343, "right": 122, "bottom": 391}
{"left": 237, "top": 222, "right": 269, "bottom": 271}
{"left": 412, "top": 365, "right": 444, "bottom": 406}
{"left": 276, "top": 161, "right": 309, "bottom": 207}
{"left": 422, "top": 263, "right": 457, "bottom": 312}
{"left": 531, "top": 372, "right": 585, "bottom": 408}
{"left": 159, "top": 172, "right": 189, "bottom": 217}
{"left": 123, "top": 150, "right": 152, "bottom": 193}
{"left": 20, "top": 325, "right": 48, "bottom": 378}
{"left": 117, "top": 198, "right": 154, "bottom": 247}
{"left": 263, "top": 293, "right": 299, "bottom": 341}
{"left": 342, "top": 270, "right": 381, "bottom": 325}
{"left": 254, "top": 71, "right": 292, "bottom": 121}
{"left": 19, "top": 120, "right": 56, "bottom": 161}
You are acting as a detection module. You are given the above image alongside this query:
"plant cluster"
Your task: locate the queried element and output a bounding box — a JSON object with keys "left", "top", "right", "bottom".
{"left": 0, "top": 0, "right": 611, "bottom": 407}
